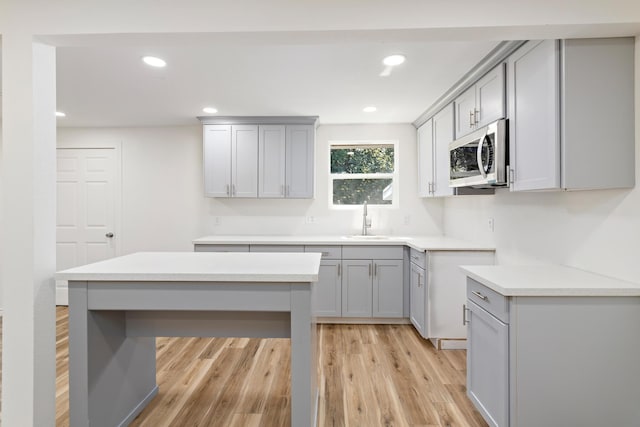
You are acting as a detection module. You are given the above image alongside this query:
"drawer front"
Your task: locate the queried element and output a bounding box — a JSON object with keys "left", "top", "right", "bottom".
{"left": 304, "top": 245, "right": 342, "bottom": 260}
{"left": 409, "top": 248, "right": 426, "bottom": 269}
{"left": 467, "top": 278, "right": 509, "bottom": 323}
{"left": 194, "top": 244, "right": 249, "bottom": 252}
{"left": 342, "top": 245, "right": 403, "bottom": 260}
{"left": 249, "top": 245, "right": 304, "bottom": 253}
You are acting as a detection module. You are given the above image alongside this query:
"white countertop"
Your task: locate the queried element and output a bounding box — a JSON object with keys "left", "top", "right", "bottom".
{"left": 461, "top": 265, "right": 640, "bottom": 297}
{"left": 55, "top": 252, "right": 321, "bottom": 283}
{"left": 192, "top": 235, "right": 495, "bottom": 251}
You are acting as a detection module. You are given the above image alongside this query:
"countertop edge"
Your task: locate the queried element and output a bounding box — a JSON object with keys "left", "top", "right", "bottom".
{"left": 460, "top": 266, "right": 640, "bottom": 297}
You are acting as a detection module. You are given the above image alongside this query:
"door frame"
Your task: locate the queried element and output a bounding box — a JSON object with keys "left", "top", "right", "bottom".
{"left": 56, "top": 139, "right": 123, "bottom": 304}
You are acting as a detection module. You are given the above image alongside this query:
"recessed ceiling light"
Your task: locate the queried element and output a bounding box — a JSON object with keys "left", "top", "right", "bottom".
{"left": 363, "top": 106, "right": 377, "bottom": 113}
{"left": 142, "top": 56, "right": 167, "bottom": 68}
{"left": 202, "top": 107, "right": 218, "bottom": 114}
{"left": 56, "top": 111, "right": 66, "bottom": 117}
{"left": 383, "top": 54, "right": 406, "bottom": 67}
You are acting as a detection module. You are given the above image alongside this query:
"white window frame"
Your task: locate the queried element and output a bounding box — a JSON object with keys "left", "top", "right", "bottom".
{"left": 328, "top": 140, "right": 399, "bottom": 209}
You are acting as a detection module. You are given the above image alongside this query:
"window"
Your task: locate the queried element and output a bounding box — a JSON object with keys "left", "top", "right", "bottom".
{"left": 330, "top": 141, "right": 397, "bottom": 206}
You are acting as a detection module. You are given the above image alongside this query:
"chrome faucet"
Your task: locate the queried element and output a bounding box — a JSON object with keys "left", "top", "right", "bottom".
{"left": 362, "top": 201, "right": 372, "bottom": 235}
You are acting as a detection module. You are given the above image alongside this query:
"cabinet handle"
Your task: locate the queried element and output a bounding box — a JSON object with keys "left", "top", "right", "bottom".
{"left": 232, "top": 184, "right": 236, "bottom": 196}
{"left": 469, "top": 110, "right": 474, "bottom": 127}
{"left": 374, "top": 263, "right": 377, "bottom": 276}
{"left": 337, "top": 263, "right": 341, "bottom": 276}
{"left": 322, "top": 251, "right": 330, "bottom": 257}
{"left": 474, "top": 108, "right": 480, "bottom": 125}
{"left": 226, "top": 184, "right": 230, "bottom": 196}
{"left": 281, "top": 185, "right": 284, "bottom": 196}
{"left": 418, "top": 272, "right": 422, "bottom": 287}
{"left": 463, "top": 304, "right": 470, "bottom": 325}
{"left": 509, "top": 168, "right": 515, "bottom": 185}
{"left": 286, "top": 185, "right": 290, "bottom": 197}
{"left": 368, "top": 263, "right": 372, "bottom": 277}
{"left": 472, "top": 290, "right": 488, "bottom": 301}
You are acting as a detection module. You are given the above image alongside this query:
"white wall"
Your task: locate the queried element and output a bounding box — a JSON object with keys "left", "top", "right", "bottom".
{"left": 58, "top": 123, "right": 444, "bottom": 252}
{"left": 58, "top": 126, "right": 209, "bottom": 253}
{"left": 443, "top": 38, "right": 640, "bottom": 283}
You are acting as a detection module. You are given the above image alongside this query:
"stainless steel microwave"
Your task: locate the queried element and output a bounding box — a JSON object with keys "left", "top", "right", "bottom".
{"left": 449, "top": 119, "right": 508, "bottom": 188}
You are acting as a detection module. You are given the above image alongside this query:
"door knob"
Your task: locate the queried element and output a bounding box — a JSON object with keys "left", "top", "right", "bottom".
{"left": 105, "top": 232, "right": 114, "bottom": 238}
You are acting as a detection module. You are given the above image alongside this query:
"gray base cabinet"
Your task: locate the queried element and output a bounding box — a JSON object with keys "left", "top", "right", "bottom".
{"left": 373, "top": 259, "right": 403, "bottom": 317}
{"left": 466, "top": 278, "right": 640, "bottom": 427}
{"left": 410, "top": 250, "right": 495, "bottom": 346}
{"left": 341, "top": 260, "right": 373, "bottom": 317}
{"left": 314, "top": 260, "right": 342, "bottom": 317}
{"left": 467, "top": 299, "right": 509, "bottom": 427}
{"left": 409, "top": 260, "right": 426, "bottom": 335}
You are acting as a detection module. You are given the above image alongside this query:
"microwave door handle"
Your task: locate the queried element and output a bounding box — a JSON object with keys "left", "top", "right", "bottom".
{"left": 476, "top": 132, "right": 488, "bottom": 179}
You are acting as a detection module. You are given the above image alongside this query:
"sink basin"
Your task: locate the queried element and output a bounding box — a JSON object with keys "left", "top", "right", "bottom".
{"left": 342, "top": 235, "right": 390, "bottom": 240}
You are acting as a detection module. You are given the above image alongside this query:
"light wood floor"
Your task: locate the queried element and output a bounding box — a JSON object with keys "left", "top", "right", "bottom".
{"left": 49, "top": 307, "right": 486, "bottom": 426}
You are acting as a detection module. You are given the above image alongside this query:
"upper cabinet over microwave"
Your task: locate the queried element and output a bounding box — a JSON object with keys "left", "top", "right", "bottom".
{"left": 454, "top": 64, "right": 506, "bottom": 140}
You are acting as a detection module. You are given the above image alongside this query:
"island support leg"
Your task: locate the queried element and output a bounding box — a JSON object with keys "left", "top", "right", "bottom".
{"left": 68, "top": 281, "right": 158, "bottom": 427}
{"left": 290, "top": 283, "right": 318, "bottom": 427}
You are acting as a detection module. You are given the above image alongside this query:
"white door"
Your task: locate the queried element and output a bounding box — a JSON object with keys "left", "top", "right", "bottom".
{"left": 56, "top": 148, "right": 118, "bottom": 304}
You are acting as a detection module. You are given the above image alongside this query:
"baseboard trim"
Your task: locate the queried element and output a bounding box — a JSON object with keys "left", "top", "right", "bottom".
{"left": 316, "top": 317, "right": 411, "bottom": 325}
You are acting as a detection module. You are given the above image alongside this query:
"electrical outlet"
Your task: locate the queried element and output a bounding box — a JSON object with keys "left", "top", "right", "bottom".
{"left": 404, "top": 215, "right": 411, "bottom": 225}
{"left": 306, "top": 216, "right": 316, "bottom": 224}
{"left": 487, "top": 217, "right": 494, "bottom": 232}
{"left": 214, "top": 216, "right": 221, "bottom": 226}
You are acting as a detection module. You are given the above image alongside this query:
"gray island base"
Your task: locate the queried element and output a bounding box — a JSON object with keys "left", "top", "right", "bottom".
{"left": 56, "top": 252, "right": 321, "bottom": 427}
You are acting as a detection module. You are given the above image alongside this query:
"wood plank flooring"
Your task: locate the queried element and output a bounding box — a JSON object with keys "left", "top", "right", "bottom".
{"left": 44, "top": 307, "right": 487, "bottom": 426}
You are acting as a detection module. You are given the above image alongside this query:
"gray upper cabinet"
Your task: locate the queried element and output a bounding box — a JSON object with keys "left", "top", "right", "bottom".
{"left": 203, "top": 125, "right": 232, "bottom": 197}
{"left": 416, "top": 119, "right": 434, "bottom": 197}
{"left": 285, "top": 125, "right": 315, "bottom": 198}
{"left": 203, "top": 124, "right": 258, "bottom": 198}
{"left": 259, "top": 124, "right": 315, "bottom": 198}
{"left": 417, "top": 103, "right": 455, "bottom": 198}
{"left": 232, "top": 125, "right": 259, "bottom": 197}
{"left": 258, "top": 125, "right": 286, "bottom": 198}
{"left": 201, "top": 116, "right": 317, "bottom": 199}
{"left": 508, "top": 38, "right": 635, "bottom": 191}
{"left": 454, "top": 64, "right": 505, "bottom": 139}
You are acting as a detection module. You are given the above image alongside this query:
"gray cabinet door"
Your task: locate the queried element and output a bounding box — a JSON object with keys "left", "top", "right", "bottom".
{"left": 373, "top": 259, "right": 403, "bottom": 317}
{"left": 508, "top": 39, "right": 561, "bottom": 191}
{"left": 341, "top": 260, "right": 372, "bottom": 317}
{"left": 231, "top": 125, "right": 259, "bottom": 197}
{"left": 454, "top": 85, "right": 476, "bottom": 139}
{"left": 409, "top": 263, "right": 426, "bottom": 336}
{"left": 314, "top": 260, "right": 342, "bottom": 317}
{"left": 432, "top": 104, "right": 455, "bottom": 197}
{"left": 416, "top": 119, "right": 433, "bottom": 197}
{"left": 467, "top": 300, "right": 509, "bottom": 427}
{"left": 285, "top": 125, "right": 314, "bottom": 198}
{"left": 203, "top": 125, "right": 232, "bottom": 197}
{"left": 258, "top": 125, "right": 286, "bottom": 198}
{"left": 475, "top": 64, "right": 505, "bottom": 129}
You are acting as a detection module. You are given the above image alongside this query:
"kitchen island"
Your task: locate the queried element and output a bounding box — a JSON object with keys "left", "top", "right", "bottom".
{"left": 56, "top": 251, "right": 321, "bottom": 427}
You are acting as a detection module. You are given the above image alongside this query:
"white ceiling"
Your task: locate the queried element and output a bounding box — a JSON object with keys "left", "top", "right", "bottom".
{"left": 52, "top": 33, "right": 499, "bottom": 127}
